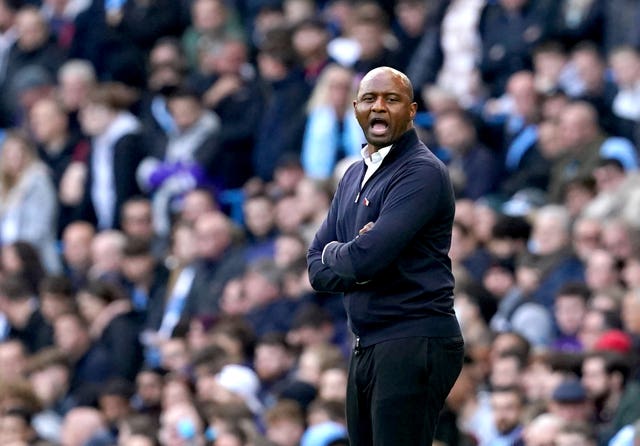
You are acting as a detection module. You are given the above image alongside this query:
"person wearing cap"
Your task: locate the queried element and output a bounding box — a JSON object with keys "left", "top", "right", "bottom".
{"left": 548, "top": 378, "right": 594, "bottom": 423}
{"left": 308, "top": 67, "right": 463, "bottom": 445}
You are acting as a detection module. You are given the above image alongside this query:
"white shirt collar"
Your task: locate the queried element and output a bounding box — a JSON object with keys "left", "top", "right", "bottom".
{"left": 361, "top": 144, "right": 392, "bottom": 166}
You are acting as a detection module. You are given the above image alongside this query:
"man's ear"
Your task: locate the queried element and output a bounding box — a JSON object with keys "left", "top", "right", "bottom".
{"left": 409, "top": 102, "right": 417, "bottom": 120}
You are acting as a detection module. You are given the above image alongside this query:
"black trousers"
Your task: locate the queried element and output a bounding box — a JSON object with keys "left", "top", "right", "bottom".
{"left": 346, "top": 336, "right": 464, "bottom": 446}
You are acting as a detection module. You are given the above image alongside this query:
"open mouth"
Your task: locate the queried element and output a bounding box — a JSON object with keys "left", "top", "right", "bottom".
{"left": 370, "top": 118, "right": 388, "bottom": 136}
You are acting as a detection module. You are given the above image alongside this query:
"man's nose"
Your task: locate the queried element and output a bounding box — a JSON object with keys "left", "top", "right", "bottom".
{"left": 371, "top": 96, "right": 386, "bottom": 111}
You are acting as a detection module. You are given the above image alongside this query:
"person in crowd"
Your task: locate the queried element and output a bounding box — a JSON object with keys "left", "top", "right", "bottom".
{"left": 433, "top": 109, "right": 501, "bottom": 200}
{"left": 301, "top": 64, "right": 364, "bottom": 181}
{"left": 75, "top": 279, "right": 143, "bottom": 381}
{"left": 0, "top": 130, "right": 60, "bottom": 272}
{"left": 252, "top": 26, "right": 310, "bottom": 182}
{"left": 29, "top": 96, "right": 89, "bottom": 233}
{"left": 78, "top": 82, "right": 146, "bottom": 231}
{"left": 0, "top": 274, "right": 52, "bottom": 353}
{"left": 2, "top": 240, "right": 46, "bottom": 294}
{"left": 60, "top": 221, "right": 95, "bottom": 290}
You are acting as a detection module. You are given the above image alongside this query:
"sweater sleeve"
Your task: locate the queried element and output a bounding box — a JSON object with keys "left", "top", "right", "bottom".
{"left": 307, "top": 187, "right": 356, "bottom": 293}
{"left": 322, "top": 160, "right": 450, "bottom": 282}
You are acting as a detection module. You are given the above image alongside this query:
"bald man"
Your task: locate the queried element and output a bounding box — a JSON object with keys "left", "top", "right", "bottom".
{"left": 307, "top": 67, "right": 463, "bottom": 445}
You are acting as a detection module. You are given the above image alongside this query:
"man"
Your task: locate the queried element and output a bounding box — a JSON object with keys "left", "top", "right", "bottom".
{"left": 307, "top": 66, "right": 463, "bottom": 446}
{"left": 489, "top": 386, "right": 525, "bottom": 445}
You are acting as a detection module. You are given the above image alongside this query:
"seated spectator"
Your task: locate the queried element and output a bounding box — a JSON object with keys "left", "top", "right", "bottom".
{"left": 181, "top": 0, "right": 245, "bottom": 71}
{"left": 0, "top": 275, "right": 52, "bottom": 353}
{"left": 549, "top": 101, "right": 638, "bottom": 202}
{"left": 29, "top": 96, "right": 90, "bottom": 234}
{"left": 61, "top": 221, "right": 95, "bottom": 290}
{"left": 1, "top": 240, "right": 46, "bottom": 295}
{"left": 253, "top": 27, "right": 310, "bottom": 181}
{"left": 53, "top": 312, "right": 114, "bottom": 402}
{"left": 0, "top": 407, "right": 40, "bottom": 445}
{"left": 39, "top": 276, "right": 77, "bottom": 328}
{"left": 26, "top": 347, "right": 75, "bottom": 442}
{"left": 88, "top": 229, "right": 127, "bottom": 283}
{"left": 433, "top": 109, "right": 501, "bottom": 200}
{"left": 78, "top": 83, "right": 146, "bottom": 231}
{"left": 60, "top": 406, "right": 114, "bottom": 446}
{"left": 301, "top": 64, "right": 363, "bottom": 181}
{"left": 136, "top": 87, "right": 221, "bottom": 236}
{"left": 56, "top": 59, "right": 97, "bottom": 133}
{"left": 526, "top": 205, "right": 585, "bottom": 309}
{"left": 0, "top": 130, "right": 60, "bottom": 272}
{"left": 121, "top": 238, "right": 169, "bottom": 314}
{"left": 190, "top": 37, "right": 262, "bottom": 189}
{"left": 244, "top": 259, "right": 299, "bottom": 338}
{"left": 264, "top": 399, "right": 305, "bottom": 446}
{"left": 552, "top": 282, "right": 591, "bottom": 352}
{"left": 76, "top": 280, "right": 143, "bottom": 381}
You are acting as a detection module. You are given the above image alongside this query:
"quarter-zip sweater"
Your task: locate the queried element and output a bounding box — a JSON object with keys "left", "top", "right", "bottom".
{"left": 307, "top": 129, "right": 461, "bottom": 347}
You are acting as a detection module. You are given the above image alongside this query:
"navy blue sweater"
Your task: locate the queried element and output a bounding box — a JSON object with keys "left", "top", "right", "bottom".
{"left": 307, "top": 129, "right": 461, "bottom": 346}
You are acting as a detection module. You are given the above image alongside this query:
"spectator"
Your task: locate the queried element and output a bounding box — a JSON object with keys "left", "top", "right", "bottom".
{"left": 264, "top": 399, "right": 305, "bottom": 446}
{"left": 301, "top": 64, "right": 363, "bottom": 181}
{"left": 53, "top": 311, "right": 113, "bottom": 402}
{"left": 244, "top": 259, "right": 298, "bottom": 338}
{"left": 433, "top": 109, "right": 502, "bottom": 200}
{"left": 78, "top": 82, "right": 146, "bottom": 230}
{"left": 488, "top": 386, "right": 525, "bottom": 445}
{"left": 527, "top": 205, "right": 585, "bottom": 309}
{"left": 552, "top": 282, "right": 591, "bottom": 352}
{"left": 291, "top": 17, "right": 332, "bottom": 85}
{"left": 56, "top": 59, "right": 96, "bottom": 128}
{"left": 192, "top": 37, "right": 262, "bottom": 190}
{"left": 478, "top": 0, "right": 555, "bottom": 97}
{"left": 0, "top": 338, "right": 28, "bottom": 381}
{"left": 60, "top": 221, "right": 95, "bottom": 290}
{"left": 181, "top": 0, "right": 244, "bottom": 71}
{"left": 39, "top": 275, "right": 77, "bottom": 326}
{"left": 550, "top": 102, "right": 638, "bottom": 201}
{"left": 89, "top": 229, "right": 126, "bottom": 282}
{"left": 0, "top": 130, "right": 60, "bottom": 272}
{"left": 60, "top": 406, "right": 114, "bottom": 446}
{"left": 253, "top": 27, "right": 310, "bottom": 181}
{"left": 0, "top": 274, "right": 52, "bottom": 353}
{"left": 29, "top": 96, "right": 90, "bottom": 233}
{"left": 76, "top": 279, "right": 143, "bottom": 380}
{"left": 548, "top": 378, "right": 594, "bottom": 423}
{"left": 1, "top": 240, "right": 47, "bottom": 295}
{"left": 26, "top": 347, "right": 75, "bottom": 442}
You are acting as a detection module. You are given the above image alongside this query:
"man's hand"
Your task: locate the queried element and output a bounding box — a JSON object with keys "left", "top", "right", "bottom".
{"left": 359, "top": 221, "right": 375, "bottom": 235}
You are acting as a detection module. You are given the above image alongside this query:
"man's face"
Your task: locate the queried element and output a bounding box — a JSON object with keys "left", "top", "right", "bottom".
{"left": 354, "top": 68, "right": 416, "bottom": 150}
{"left": 491, "top": 390, "right": 522, "bottom": 434}
{"left": 581, "top": 357, "right": 610, "bottom": 400}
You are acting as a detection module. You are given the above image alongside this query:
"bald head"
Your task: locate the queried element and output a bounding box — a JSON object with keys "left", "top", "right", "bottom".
{"left": 354, "top": 66, "right": 417, "bottom": 150}
{"left": 61, "top": 407, "right": 107, "bottom": 446}
{"left": 358, "top": 66, "right": 414, "bottom": 101}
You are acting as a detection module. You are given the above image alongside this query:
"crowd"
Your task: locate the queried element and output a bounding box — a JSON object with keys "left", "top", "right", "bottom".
{"left": 0, "top": 0, "right": 640, "bottom": 445}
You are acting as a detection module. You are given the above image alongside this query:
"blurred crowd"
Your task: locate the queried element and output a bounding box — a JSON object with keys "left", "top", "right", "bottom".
{"left": 1, "top": 0, "right": 640, "bottom": 445}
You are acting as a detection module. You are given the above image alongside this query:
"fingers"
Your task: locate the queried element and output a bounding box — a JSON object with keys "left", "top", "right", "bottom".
{"left": 359, "top": 221, "right": 375, "bottom": 235}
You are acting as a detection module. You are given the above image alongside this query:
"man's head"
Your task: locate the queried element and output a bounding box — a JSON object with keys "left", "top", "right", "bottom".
{"left": 581, "top": 351, "right": 628, "bottom": 403}
{"left": 353, "top": 67, "right": 416, "bottom": 151}
{"left": 490, "top": 386, "right": 524, "bottom": 435}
